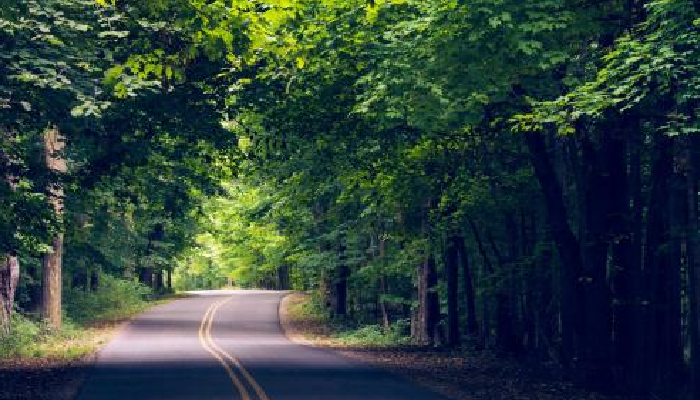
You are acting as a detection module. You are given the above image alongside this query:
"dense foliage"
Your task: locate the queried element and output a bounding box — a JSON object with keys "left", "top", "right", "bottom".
{"left": 1, "top": 0, "right": 699, "bottom": 399}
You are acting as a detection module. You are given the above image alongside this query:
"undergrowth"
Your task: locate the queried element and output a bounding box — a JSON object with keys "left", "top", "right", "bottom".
{"left": 64, "top": 275, "right": 152, "bottom": 325}
{"left": 291, "top": 292, "right": 412, "bottom": 348}
{"left": 1, "top": 275, "right": 153, "bottom": 359}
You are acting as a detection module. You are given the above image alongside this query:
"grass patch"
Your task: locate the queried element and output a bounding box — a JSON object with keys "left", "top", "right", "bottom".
{"left": 1, "top": 275, "right": 163, "bottom": 360}
{"left": 334, "top": 322, "right": 412, "bottom": 347}
{"left": 285, "top": 292, "right": 412, "bottom": 348}
{"left": 0, "top": 311, "right": 123, "bottom": 360}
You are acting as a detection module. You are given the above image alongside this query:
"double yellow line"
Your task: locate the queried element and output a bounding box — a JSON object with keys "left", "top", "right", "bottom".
{"left": 198, "top": 297, "right": 271, "bottom": 400}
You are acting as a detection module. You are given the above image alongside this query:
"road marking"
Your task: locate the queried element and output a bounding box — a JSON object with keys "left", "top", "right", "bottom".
{"left": 206, "top": 311, "right": 272, "bottom": 400}
{"left": 199, "top": 298, "right": 251, "bottom": 400}
{"left": 199, "top": 297, "right": 272, "bottom": 400}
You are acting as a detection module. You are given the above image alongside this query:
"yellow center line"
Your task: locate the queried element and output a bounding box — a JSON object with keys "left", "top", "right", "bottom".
{"left": 198, "top": 298, "right": 251, "bottom": 400}
{"left": 206, "top": 308, "right": 272, "bottom": 400}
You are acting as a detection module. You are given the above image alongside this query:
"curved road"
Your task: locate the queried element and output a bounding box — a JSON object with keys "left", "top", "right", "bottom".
{"left": 76, "top": 290, "right": 447, "bottom": 400}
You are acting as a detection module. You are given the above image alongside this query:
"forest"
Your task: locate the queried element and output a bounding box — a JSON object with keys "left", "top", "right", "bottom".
{"left": 1, "top": 0, "right": 700, "bottom": 399}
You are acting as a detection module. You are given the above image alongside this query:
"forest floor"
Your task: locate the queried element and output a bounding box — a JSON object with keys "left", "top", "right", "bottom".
{"left": 279, "top": 293, "right": 618, "bottom": 400}
{"left": 0, "top": 294, "right": 186, "bottom": 400}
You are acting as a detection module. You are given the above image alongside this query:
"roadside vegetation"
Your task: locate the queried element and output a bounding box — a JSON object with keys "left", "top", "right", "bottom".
{"left": 281, "top": 293, "right": 617, "bottom": 400}
{"left": 283, "top": 293, "right": 412, "bottom": 348}
{"left": 1, "top": 275, "right": 153, "bottom": 360}
{"left": 2, "top": 1, "right": 699, "bottom": 400}
{"left": 0, "top": 275, "right": 165, "bottom": 400}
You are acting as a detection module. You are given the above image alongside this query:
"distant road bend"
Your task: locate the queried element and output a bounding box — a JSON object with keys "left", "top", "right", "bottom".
{"left": 76, "top": 290, "right": 447, "bottom": 400}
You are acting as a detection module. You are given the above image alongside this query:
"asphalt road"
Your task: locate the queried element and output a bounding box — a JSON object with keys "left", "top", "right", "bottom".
{"left": 75, "top": 290, "right": 447, "bottom": 400}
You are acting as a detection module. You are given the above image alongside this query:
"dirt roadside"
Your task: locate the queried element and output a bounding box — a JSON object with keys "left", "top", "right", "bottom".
{"left": 279, "top": 292, "right": 617, "bottom": 400}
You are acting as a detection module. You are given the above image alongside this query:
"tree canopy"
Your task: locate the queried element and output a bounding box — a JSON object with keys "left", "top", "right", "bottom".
{"left": 2, "top": 0, "right": 700, "bottom": 398}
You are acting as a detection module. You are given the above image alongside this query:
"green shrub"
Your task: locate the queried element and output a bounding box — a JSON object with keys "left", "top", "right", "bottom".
{"left": 1, "top": 275, "right": 155, "bottom": 359}
{"left": 301, "top": 294, "right": 331, "bottom": 321}
{"left": 0, "top": 313, "right": 42, "bottom": 357}
{"left": 0, "top": 313, "right": 83, "bottom": 357}
{"left": 335, "top": 319, "right": 412, "bottom": 347}
{"left": 64, "top": 274, "right": 152, "bottom": 325}
{"left": 295, "top": 292, "right": 412, "bottom": 347}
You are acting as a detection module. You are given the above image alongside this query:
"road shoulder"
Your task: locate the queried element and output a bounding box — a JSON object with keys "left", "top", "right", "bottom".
{"left": 279, "top": 292, "right": 618, "bottom": 400}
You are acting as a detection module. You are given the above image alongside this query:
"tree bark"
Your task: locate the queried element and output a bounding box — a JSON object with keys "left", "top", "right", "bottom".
{"left": 578, "top": 135, "right": 613, "bottom": 389}
{"left": 456, "top": 235, "right": 478, "bottom": 336}
{"left": 42, "top": 236, "right": 63, "bottom": 329}
{"left": 1, "top": 131, "right": 20, "bottom": 333}
{"left": 154, "top": 269, "right": 164, "bottom": 292}
{"left": 139, "top": 267, "right": 153, "bottom": 287}
{"left": 536, "top": 246, "right": 556, "bottom": 359}
{"left": 643, "top": 132, "right": 677, "bottom": 393}
{"left": 662, "top": 139, "right": 686, "bottom": 394}
{"left": 445, "top": 234, "right": 461, "bottom": 346}
{"left": 524, "top": 130, "right": 582, "bottom": 372}
{"left": 417, "top": 253, "right": 440, "bottom": 345}
{"left": 334, "top": 234, "right": 348, "bottom": 316}
{"left": 0, "top": 254, "right": 19, "bottom": 335}
{"left": 686, "top": 134, "right": 700, "bottom": 400}
{"left": 378, "top": 237, "right": 391, "bottom": 332}
{"left": 415, "top": 201, "right": 440, "bottom": 345}
{"left": 628, "top": 128, "right": 646, "bottom": 395}
{"left": 468, "top": 217, "right": 494, "bottom": 345}
{"left": 607, "top": 130, "right": 642, "bottom": 394}
{"left": 487, "top": 230, "right": 518, "bottom": 354}
{"left": 42, "top": 129, "right": 66, "bottom": 330}
{"left": 90, "top": 268, "right": 99, "bottom": 292}
{"left": 277, "top": 264, "right": 290, "bottom": 290}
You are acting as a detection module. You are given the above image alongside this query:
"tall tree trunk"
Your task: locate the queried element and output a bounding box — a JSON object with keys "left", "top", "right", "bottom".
{"left": 600, "top": 130, "right": 642, "bottom": 394}
{"left": 0, "top": 254, "right": 19, "bottom": 335}
{"left": 90, "top": 268, "right": 99, "bottom": 292}
{"left": 42, "top": 236, "right": 63, "bottom": 329}
{"left": 334, "top": 234, "right": 348, "bottom": 316}
{"left": 578, "top": 135, "right": 613, "bottom": 389}
{"left": 628, "top": 128, "right": 646, "bottom": 395}
{"left": 504, "top": 214, "right": 522, "bottom": 354}
{"left": 139, "top": 267, "right": 153, "bottom": 287}
{"left": 663, "top": 140, "right": 685, "bottom": 395}
{"left": 536, "top": 246, "right": 556, "bottom": 360}
{"left": 378, "top": 237, "right": 391, "bottom": 332}
{"left": 334, "top": 265, "right": 348, "bottom": 316}
{"left": 488, "top": 230, "right": 518, "bottom": 354}
{"left": 643, "top": 132, "right": 676, "bottom": 394}
{"left": 468, "top": 217, "right": 494, "bottom": 346}
{"left": 524, "top": 130, "right": 582, "bottom": 372}
{"left": 445, "top": 234, "right": 461, "bottom": 346}
{"left": 415, "top": 201, "right": 440, "bottom": 345}
{"left": 686, "top": 134, "right": 700, "bottom": 400}
{"left": 318, "top": 238, "right": 333, "bottom": 310}
{"left": 277, "top": 264, "right": 290, "bottom": 290}
{"left": 154, "top": 269, "right": 164, "bottom": 292}
{"left": 456, "top": 236, "right": 478, "bottom": 336}
{"left": 1, "top": 133, "right": 20, "bottom": 333}
{"left": 417, "top": 253, "right": 440, "bottom": 345}
{"left": 42, "top": 129, "right": 66, "bottom": 330}
{"left": 520, "top": 210, "right": 537, "bottom": 353}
